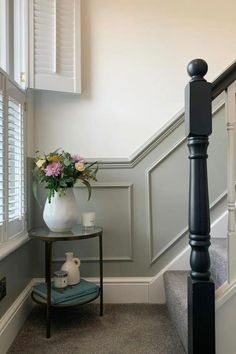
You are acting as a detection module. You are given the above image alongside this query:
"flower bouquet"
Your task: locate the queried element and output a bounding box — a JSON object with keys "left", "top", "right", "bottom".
{"left": 33, "top": 149, "right": 98, "bottom": 202}
{"left": 33, "top": 149, "right": 98, "bottom": 232}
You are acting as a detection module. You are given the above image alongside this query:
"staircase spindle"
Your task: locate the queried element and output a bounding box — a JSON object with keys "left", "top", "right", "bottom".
{"left": 225, "top": 81, "right": 236, "bottom": 284}
{"left": 185, "top": 59, "right": 215, "bottom": 354}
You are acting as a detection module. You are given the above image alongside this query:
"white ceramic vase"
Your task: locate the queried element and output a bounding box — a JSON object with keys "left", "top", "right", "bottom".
{"left": 43, "top": 188, "right": 78, "bottom": 232}
{"left": 61, "top": 252, "right": 81, "bottom": 285}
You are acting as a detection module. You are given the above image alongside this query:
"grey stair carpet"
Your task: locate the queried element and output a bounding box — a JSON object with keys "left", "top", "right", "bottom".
{"left": 163, "top": 237, "right": 227, "bottom": 353}
{"left": 164, "top": 271, "right": 188, "bottom": 352}
{"left": 209, "top": 238, "right": 227, "bottom": 289}
{"left": 8, "top": 304, "right": 185, "bottom": 354}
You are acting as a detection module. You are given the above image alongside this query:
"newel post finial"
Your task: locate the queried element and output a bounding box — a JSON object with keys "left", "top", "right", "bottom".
{"left": 187, "top": 58, "right": 208, "bottom": 82}
{"left": 185, "top": 58, "right": 212, "bottom": 137}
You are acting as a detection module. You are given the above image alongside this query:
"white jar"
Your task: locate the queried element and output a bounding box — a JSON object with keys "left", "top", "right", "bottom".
{"left": 54, "top": 270, "right": 68, "bottom": 289}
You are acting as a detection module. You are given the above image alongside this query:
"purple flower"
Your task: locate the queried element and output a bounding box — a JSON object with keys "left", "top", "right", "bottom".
{"left": 45, "top": 162, "right": 62, "bottom": 177}
{"left": 72, "top": 154, "right": 84, "bottom": 163}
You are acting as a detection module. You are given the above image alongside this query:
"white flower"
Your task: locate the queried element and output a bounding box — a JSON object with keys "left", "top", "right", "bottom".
{"left": 75, "top": 162, "right": 85, "bottom": 172}
{"left": 36, "top": 159, "right": 46, "bottom": 168}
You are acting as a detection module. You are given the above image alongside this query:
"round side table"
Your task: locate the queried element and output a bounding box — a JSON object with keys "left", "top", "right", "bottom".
{"left": 29, "top": 224, "right": 103, "bottom": 338}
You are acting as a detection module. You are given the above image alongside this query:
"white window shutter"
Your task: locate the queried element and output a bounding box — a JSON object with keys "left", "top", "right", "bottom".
{"left": 0, "top": 74, "right": 4, "bottom": 242}
{"left": 29, "top": 0, "right": 81, "bottom": 93}
{"left": 6, "top": 81, "right": 26, "bottom": 240}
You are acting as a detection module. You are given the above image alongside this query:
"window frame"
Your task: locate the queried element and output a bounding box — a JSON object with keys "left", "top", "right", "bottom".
{"left": 0, "top": 0, "right": 28, "bottom": 90}
{"left": 14, "top": 0, "right": 28, "bottom": 88}
{"left": 0, "top": 0, "right": 9, "bottom": 73}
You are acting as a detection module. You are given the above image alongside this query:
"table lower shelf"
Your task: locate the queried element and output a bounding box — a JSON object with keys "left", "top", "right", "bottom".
{"left": 31, "top": 279, "right": 100, "bottom": 307}
{"left": 31, "top": 289, "right": 100, "bottom": 307}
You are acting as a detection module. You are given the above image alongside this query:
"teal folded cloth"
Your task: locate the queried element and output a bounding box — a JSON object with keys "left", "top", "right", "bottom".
{"left": 33, "top": 279, "right": 99, "bottom": 304}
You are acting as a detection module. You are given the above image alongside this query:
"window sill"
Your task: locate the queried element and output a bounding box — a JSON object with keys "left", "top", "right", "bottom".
{"left": 0, "top": 233, "right": 30, "bottom": 262}
{"left": 0, "top": 67, "right": 26, "bottom": 94}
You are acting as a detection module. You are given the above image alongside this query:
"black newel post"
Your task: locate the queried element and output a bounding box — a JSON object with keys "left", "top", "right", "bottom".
{"left": 185, "top": 59, "right": 215, "bottom": 354}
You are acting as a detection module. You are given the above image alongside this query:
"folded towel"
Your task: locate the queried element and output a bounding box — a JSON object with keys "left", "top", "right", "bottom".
{"left": 33, "top": 279, "right": 99, "bottom": 304}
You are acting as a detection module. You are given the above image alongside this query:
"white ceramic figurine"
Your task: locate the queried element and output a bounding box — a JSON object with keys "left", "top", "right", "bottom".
{"left": 61, "top": 252, "right": 80, "bottom": 285}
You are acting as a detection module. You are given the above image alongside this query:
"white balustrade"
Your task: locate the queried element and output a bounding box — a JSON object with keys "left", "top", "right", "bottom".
{"left": 225, "top": 81, "right": 236, "bottom": 284}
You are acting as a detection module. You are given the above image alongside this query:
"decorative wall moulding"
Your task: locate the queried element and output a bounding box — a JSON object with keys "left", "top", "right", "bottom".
{"left": 53, "top": 182, "right": 134, "bottom": 263}
{"left": 145, "top": 96, "right": 227, "bottom": 265}
{"left": 145, "top": 137, "right": 187, "bottom": 265}
{"left": 147, "top": 181, "right": 231, "bottom": 266}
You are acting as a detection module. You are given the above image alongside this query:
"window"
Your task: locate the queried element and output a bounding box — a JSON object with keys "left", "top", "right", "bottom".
{"left": 1, "top": 0, "right": 81, "bottom": 93}
{"left": 14, "top": 0, "right": 27, "bottom": 88}
{"left": 0, "top": 72, "right": 26, "bottom": 243}
{"left": 0, "top": 0, "right": 27, "bottom": 88}
{"left": 0, "top": 0, "right": 8, "bottom": 72}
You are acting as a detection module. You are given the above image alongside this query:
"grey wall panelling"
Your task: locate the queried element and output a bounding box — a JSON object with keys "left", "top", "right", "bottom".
{"left": 31, "top": 94, "right": 232, "bottom": 278}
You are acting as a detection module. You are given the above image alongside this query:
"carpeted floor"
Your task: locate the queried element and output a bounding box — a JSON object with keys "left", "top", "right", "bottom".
{"left": 8, "top": 304, "right": 185, "bottom": 354}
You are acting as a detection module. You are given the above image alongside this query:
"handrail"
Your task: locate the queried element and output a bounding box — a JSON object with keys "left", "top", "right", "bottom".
{"left": 212, "top": 61, "right": 236, "bottom": 100}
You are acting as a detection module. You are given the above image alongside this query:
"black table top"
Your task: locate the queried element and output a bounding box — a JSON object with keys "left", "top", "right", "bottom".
{"left": 29, "top": 224, "right": 103, "bottom": 241}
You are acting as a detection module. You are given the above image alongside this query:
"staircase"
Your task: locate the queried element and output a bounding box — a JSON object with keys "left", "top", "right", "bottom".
{"left": 161, "top": 58, "right": 236, "bottom": 354}
{"left": 163, "top": 238, "right": 227, "bottom": 352}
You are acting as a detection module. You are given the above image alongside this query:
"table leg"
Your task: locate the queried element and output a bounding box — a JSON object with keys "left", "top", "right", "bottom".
{"left": 45, "top": 241, "right": 52, "bottom": 338}
{"left": 99, "top": 233, "right": 103, "bottom": 316}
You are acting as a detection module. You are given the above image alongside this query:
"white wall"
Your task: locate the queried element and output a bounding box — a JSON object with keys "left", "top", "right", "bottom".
{"left": 34, "top": 0, "right": 236, "bottom": 158}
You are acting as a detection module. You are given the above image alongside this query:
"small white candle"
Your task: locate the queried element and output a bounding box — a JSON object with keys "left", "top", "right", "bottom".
{"left": 82, "top": 212, "right": 96, "bottom": 228}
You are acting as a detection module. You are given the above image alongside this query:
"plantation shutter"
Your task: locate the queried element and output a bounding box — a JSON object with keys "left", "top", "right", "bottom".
{"left": 0, "top": 74, "right": 4, "bottom": 241}
{"left": 29, "top": 0, "right": 81, "bottom": 93}
{"left": 6, "top": 81, "right": 25, "bottom": 239}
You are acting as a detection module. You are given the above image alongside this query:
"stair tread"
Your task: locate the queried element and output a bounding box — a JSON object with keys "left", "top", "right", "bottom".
{"left": 163, "top": 238, "right": 227, "bottom": 352}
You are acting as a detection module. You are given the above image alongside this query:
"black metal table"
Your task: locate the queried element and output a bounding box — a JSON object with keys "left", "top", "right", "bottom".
{"left": 29, "top": 225, "right": 103, "bottom": 338}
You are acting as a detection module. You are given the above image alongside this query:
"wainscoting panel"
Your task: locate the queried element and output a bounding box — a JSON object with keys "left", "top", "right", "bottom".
{"left": 31, "top": 92, "right": 232, "bottom": 277}
{"left": 146, "top": 140, "right": 188, "bottom": 264}
{"left": 53, "top": 183, "right": 133, "bottom": 262}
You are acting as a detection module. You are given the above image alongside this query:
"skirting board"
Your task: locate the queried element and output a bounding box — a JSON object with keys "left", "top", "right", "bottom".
{"left": 32, "top": 277, "right": 153, "bottom": 304}
{"left": 0, "top": 280, "right": 35, "bottom": 354}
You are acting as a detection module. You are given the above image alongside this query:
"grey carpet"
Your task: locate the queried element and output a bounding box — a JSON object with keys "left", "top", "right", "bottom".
{"left": 209, "top": 238, "right": 227, "bottom": 289}
{"left": 164, "top": 271, "right": 188, "bottom": 352}
{"left": 8, "top": 304, "right": 185, "bottom": 354}
{"left": 163, "top": 237, "right": 227, "bottom": 352}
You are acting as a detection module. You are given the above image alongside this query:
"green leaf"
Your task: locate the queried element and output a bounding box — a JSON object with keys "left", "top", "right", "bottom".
{"left": 82, "top": 180, "right": 92, "bottom": 200}
{"left": 59, "top": 180, "right": 67, "bottom": 187}
{"left": 64, "top": 158, "right": 71, "bottom": 167}
{"left": 52, "top": 148, "right": 62, "bottom": 155}
{"left": 32, "top": 180, "right": 42, "bottom": 208}
{"left": 85, "top": 161, "right": 98, "bottom": 169}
